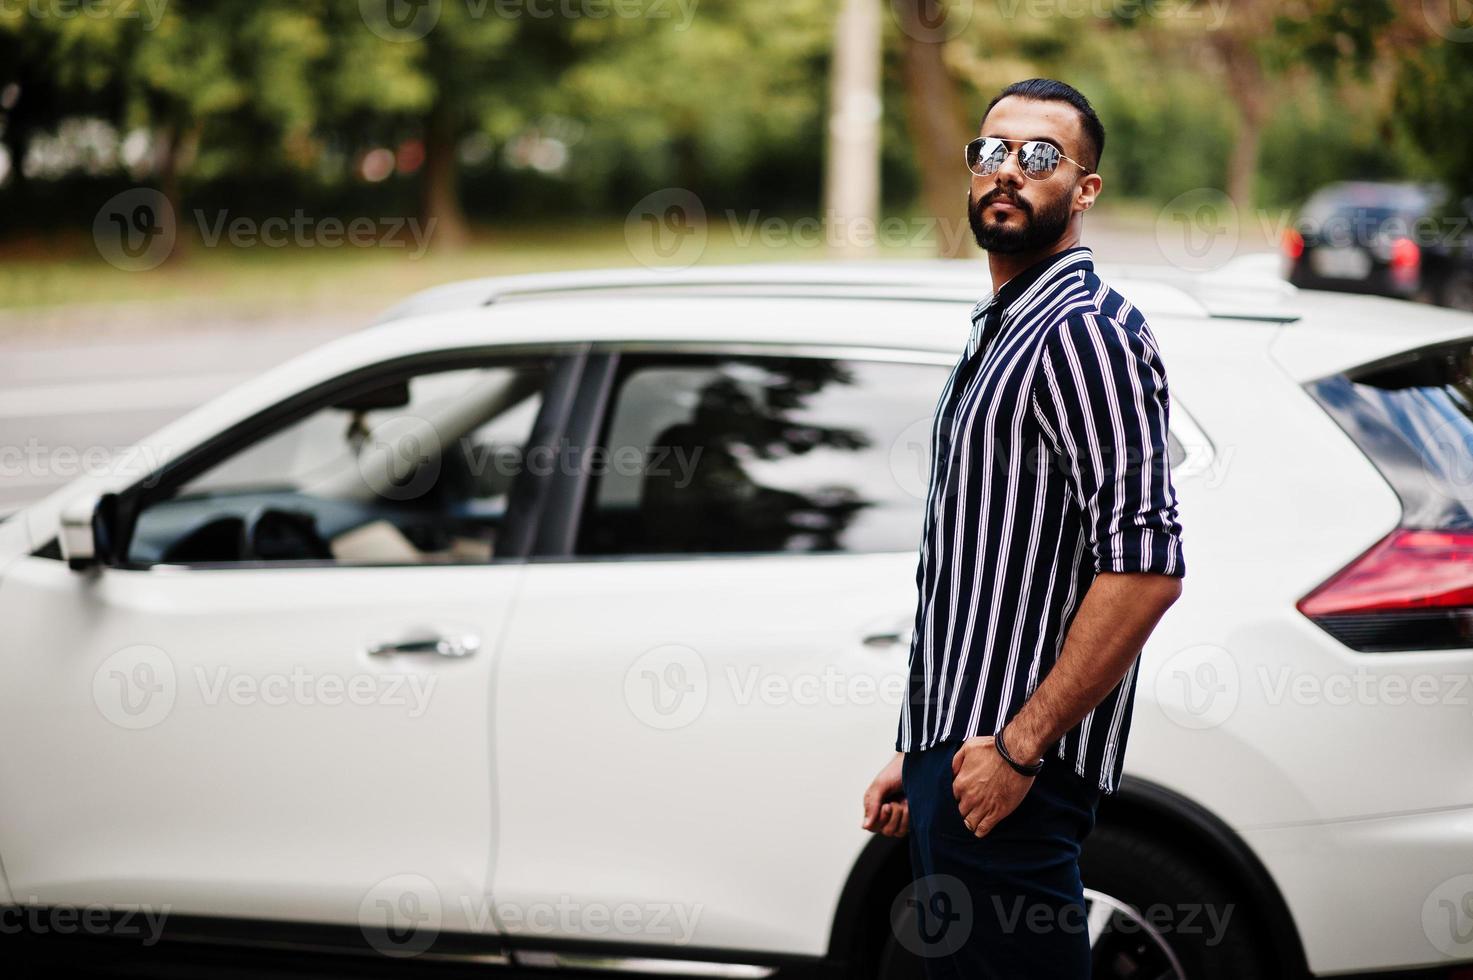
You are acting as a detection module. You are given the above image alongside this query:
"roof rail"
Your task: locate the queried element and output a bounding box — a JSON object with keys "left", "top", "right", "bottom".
{"left": 374, "top": 257, "right": 1298, "bottom": 325}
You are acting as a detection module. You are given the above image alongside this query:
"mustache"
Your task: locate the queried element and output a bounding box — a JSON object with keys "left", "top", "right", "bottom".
{"left": 976, "top": 188, "right": 1031, "bottom": 215}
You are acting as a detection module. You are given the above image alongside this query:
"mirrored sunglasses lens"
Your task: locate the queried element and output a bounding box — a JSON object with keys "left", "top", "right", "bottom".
{"left": 969, "top": 139, "right": 1006, "bottom": 175}
{"left": 1020, "top": 142, "right": 1060, "bottom": 178}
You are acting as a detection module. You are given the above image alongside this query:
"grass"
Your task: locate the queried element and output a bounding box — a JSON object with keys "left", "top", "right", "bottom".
{"left": 0, "top": 213, "right": 980, "bottom": 319}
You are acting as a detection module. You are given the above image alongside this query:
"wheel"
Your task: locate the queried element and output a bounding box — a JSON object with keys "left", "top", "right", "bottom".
{"left": 871, "top": 823, "right": 1280, "bottom": 980}
{"left": 1079, "top": 824, "right": 1278, "bottom": 980}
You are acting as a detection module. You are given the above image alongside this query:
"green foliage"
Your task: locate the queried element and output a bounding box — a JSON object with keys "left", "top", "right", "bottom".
{"left": 1395, "top": 38, "right": 1473, "bottom": 201}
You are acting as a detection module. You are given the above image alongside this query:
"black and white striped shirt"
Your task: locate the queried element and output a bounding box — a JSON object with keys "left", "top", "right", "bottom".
{"left": 896, "top": 245, "right": 1185, "bottom": 793}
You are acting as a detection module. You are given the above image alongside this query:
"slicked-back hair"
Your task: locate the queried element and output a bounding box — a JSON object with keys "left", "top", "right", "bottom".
{"left": 983, "top": 78, "right": 1105, "bottom": 173}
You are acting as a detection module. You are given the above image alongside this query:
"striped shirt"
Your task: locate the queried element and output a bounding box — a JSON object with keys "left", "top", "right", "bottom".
{"left": 896, "top": 245, "right": 1185, "bottom": 793}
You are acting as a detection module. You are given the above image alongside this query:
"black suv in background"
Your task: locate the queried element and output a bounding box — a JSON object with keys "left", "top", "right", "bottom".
{"left": 1283, "top": 181, "right": 1473, "bottom": 311}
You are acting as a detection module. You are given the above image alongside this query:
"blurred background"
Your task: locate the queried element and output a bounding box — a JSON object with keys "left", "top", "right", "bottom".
{"left": 2, "top": 0, "right": 1472, "bottom": 509}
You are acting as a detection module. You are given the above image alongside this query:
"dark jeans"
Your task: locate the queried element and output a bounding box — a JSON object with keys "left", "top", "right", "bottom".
{"left": 901, "top": 739, "right": 1102, "bottom": 979}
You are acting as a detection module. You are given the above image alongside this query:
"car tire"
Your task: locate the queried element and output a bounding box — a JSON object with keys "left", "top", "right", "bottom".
{"left": 1079, "top": 823, "right": 1279, "bottom": 980}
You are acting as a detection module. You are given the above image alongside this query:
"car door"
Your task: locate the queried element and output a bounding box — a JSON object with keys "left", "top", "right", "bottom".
{"left": 490, "top": 345, "right": 955, "bottom": 959}
{"left": 0, "top": 346, "right": 580, "bottom": 953}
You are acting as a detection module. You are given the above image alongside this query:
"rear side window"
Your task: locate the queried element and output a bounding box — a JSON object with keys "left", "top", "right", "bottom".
{"left": 1306, "top": 339, "right": 1473, "bottom": 528}
{"left": 576, "top": 354, "right": 950, "bottom": 557}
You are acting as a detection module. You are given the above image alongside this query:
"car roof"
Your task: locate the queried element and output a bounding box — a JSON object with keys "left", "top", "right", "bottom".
{"left": 374, "top": 257, "right": 1301, "bottom": 326}
{"left": 364, "top": 258, "right": 1472, "bottom": 380}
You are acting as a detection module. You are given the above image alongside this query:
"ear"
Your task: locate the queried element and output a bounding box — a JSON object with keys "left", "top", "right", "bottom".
{"left": 1074, "top": 172, "right": 1102, "bottom": 214}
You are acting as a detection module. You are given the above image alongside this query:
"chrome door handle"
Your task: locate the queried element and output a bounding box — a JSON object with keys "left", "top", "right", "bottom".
{"left": 367, "top": 632, "right": 481, "bottom": 658}
{"left": 862, "top": 629, "right": 914, "bottom": 650}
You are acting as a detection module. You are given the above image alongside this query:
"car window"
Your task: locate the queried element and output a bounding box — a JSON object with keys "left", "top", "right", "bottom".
{"left": 575, "top": 354, "right": 951, "bottom": 557}
{"left": 128, "top": 357, "right": 553, "bottom": 566}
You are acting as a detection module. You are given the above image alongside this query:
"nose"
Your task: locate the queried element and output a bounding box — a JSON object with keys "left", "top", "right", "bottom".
{"left": 994, "top": 148, "right": 1026, "bottom": 189}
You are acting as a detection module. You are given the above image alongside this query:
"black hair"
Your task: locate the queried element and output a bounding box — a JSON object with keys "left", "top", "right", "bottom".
{"left": 983, "top": 78, "right": 1105, "bottom": 173}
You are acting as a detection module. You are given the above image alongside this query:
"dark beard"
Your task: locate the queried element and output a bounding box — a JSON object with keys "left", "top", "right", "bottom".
{"left": 969, "top": 187, "right": 1072, "bottom": 254}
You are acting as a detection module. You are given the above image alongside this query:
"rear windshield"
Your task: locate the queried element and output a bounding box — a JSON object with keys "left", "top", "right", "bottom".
{"left": 1307, "top": 339, "right": 1473, "bottom": 529}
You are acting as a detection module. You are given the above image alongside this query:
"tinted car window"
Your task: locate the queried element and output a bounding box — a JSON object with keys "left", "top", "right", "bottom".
{"left": 1308, "top": 339, "right": 1473, "bottom": 529}
{"left": 129, "top": 358, "right": 552, "bottom": 566}
{"left": 576, "top": 354, "right": 949, "bottom": 556}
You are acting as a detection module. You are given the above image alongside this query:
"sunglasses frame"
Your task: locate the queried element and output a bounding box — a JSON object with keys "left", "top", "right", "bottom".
{"left": 965, "top": 137, "right": 1092, "bottom": 180}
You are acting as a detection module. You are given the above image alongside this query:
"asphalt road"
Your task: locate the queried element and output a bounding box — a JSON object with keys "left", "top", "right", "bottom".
{"left": 0, "top": 319, "right": 356, "bottom": 515}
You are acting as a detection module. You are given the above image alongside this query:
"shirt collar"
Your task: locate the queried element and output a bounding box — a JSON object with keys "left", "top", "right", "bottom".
{"left": 970, "top": 245, "right": 1094, "bottom": 326}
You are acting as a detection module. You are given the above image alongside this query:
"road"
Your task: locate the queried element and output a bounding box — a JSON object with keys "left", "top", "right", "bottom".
{"left": 0, "top": 315, "right": 358, "bottom": 515}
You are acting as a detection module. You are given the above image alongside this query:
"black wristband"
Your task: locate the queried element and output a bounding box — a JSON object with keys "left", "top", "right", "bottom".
{"left": 994, "top": 727, "right": 1044, "bottom": 777}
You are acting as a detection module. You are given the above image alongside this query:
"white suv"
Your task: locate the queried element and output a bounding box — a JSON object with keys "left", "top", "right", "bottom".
{"left": 3, "top": 262, "right": 1472, "bottom": 980}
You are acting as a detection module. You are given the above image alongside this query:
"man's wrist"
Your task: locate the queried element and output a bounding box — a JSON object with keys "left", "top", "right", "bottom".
{"left": 999, "top": 722, "right": 1046, "bottom": 766}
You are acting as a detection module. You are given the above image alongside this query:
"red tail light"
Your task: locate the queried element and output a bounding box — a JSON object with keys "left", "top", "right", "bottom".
{"left": 1298, "top": 529, "right": 1473, "bottom": 651}
{"left": 1282, "top": 228, "right": 1304, "bottom": 260}
{"left": 1389, "top": 236, "right": 1420, "bottom": 288}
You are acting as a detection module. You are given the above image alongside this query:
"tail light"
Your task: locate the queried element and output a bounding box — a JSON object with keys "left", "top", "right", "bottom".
{"left": 1389, "top": 236, "right": 1420, "bottom": 289}
{"left": 1282, "top": 228, "right": 1304, "bottom": 260}
{"left": 1298, "top": 528, "right": 1473, "bottom": 651}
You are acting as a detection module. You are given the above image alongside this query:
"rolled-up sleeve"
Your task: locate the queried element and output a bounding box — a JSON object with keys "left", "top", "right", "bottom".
{"left": 1031, "top": 312, "right": 1186, "bottom": 577}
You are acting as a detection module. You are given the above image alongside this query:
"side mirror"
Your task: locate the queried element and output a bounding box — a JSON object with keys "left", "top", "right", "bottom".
{"left": 59, "top": 492, "right": 120, "bottom": 571}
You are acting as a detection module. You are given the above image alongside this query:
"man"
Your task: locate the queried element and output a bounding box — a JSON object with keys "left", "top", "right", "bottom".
{"left": 861, "top": 78, "right": 1186, "bottom": 978}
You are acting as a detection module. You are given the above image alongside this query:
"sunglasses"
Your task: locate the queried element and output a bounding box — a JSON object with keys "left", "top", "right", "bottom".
{"left": 965, "top": 137, "right": 1091, "bottom": 180}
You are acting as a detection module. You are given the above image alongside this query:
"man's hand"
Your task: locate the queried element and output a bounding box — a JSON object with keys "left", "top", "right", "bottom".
{"left": 861, "top": 752, "right": 909, "bottom": 837}
{"left": 951, "top": 736, "right": 1034, "bottom": 838}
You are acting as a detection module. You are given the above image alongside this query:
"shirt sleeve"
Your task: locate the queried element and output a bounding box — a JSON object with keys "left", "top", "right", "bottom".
{"left": 1031, "top": 311, "right": 1186, "bottom": 577}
